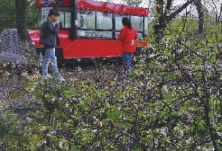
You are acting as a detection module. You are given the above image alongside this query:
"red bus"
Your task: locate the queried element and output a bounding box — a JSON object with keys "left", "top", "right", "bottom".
{"left": 29, "top": 0, "right": 149, "bottom": 63}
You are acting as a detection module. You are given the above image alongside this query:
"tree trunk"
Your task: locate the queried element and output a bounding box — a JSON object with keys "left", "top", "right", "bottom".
{"left": 194, "top": 0, "right": 204, "bottom": 34}
{"left": 15, "top": 0, "right": 35, "bottom": 52}
{"left": 15, "top": 0, "right": 28, "bottom": 41}
{"left": 154, "top": 0, "right": 165, "bottom": 42}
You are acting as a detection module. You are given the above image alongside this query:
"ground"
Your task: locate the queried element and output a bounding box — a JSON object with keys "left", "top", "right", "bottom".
{"left": 0, "top": 63, "right": 125, "bottom": 110}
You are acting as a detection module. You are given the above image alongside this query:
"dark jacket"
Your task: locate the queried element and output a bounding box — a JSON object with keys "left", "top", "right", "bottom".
{"left": 39, "top": 19, "right": 59, "bottom": 49}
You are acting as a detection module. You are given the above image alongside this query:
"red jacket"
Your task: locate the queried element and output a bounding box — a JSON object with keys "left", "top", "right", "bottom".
{"left": 118, "top": 26, "right": 138, "bottom": 53}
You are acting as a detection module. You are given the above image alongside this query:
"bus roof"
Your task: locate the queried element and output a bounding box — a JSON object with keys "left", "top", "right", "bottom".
{"left": 36, "top": 0, "right": 149, "bottom": 16}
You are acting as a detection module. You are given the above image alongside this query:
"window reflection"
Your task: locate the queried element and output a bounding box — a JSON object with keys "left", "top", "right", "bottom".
{"left": 115, "top": 14, "right": 122, "bottom": 31}
{"left": 38, "top": 7, "right": 52, "bottom": 27}
{"left": 131, "top": 16, "right": 143, "bottom": 32}
{"left": 77, "top": 9, "right": 112, "bottom": 38}
{"left": 115, "top": 32, "right": 120, "bottom": 39}
{"left": 97, "top": 12, "right": 112, "bottom": 30}
{"left": 115, "top": 14, "right": 130, "bottom": 31}
{"left": 138, "top": 33, "right": 143, "bottom": 39}
{"left": 77, "top": 30, "right": 112, "bottom": 38}
{"left": 64, "top": 12, "right": 71, "bottom": 28}
{"left": 38, "top": 8, "right": 71, "bottom": 28}
{"left": 77, "top": 10, "right": 95, "bottom": 29}
{"left": 145, "top": 16, "right": 148, "bottom": 35}
{"left": 76, "top": 9, "right": 146, "bottom": 39}
{"left": 58, "top": 11, "right": 71, "bottom": 28}
{"left": 58, "top": 11, "right": 65, "bottom": 27}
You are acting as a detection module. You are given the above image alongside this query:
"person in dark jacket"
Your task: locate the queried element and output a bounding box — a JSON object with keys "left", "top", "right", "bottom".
{"left": 118, "top": 17, "right": 138, "bottom": 75}
{"left": 39, "top": 9, "right": 65, "bottom": 81}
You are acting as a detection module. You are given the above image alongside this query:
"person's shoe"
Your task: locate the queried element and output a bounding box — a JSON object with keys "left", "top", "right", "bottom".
{"left": 55, "top": 73, "right": 66, "bottom": 82}
{"left": 42, "top": 74, "right": 52, "bottom": 80}
{"left": 57, "top": 75, "right": 66, "bottom": 82}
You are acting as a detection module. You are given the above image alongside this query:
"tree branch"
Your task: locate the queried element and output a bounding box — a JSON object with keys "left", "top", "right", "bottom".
{"left": 166, "top": 0, "right": 193, "bottom": 22}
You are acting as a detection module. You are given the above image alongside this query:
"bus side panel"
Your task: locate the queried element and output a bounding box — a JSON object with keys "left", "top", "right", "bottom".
{"left": 28, "top": 29, "right": 41, "bottom": 48}
{"left": 59, "top": 30, "right": 122, "bottom": 58}
{"left": 64, "top": 39, "right": 122, "bottom": 58}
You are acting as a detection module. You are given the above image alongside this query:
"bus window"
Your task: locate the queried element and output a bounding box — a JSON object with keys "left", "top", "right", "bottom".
{"left": 115, "top": 14, "right": 122, "bottom": 31}
{"left": 58, "top": 11, "right": 71, "bottom": 28}
{"left": 58, "top": 11, "right": 65, "bottom": 27}
{"left": 131, "top": 16, "right": 143, "bottom": 32}
{"left": 38, "top": 7, "right": 52, "bottom": 27}
{"left": 94, "top": 31, "right": 112, "bottom": 38}
{"left": 115, "top": 32, "right": 120, "bottom": 39}
{"left": 77, "top": 9, "right": 95, "bottom": 29}
{"left": 97, "top": 12, "right": 112, "bottom": 30}
{"left": 115, "top": 14, "right": 131, "bottom": 31}
{"left": 77, "top": 30, "right": 112, "bottom": 38}
{"left": 144, "top": 16, "right": 148, "bottom": 35}
{"left": 138, "top": 33, "right": 143, "bottom": 39}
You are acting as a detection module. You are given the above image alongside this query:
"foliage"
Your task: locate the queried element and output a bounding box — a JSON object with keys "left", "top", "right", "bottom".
{"left": 2, "top": 27, "right": 222, "bottom": 150}
{"left": 27, "top": 0, "right": 38, "bottom": 29}
{"left": 165, "top": 17, "right": 199, "bottom": 37}
{"left": 0, "top": 116, "right": 7, "bottom": 140}
{"left": 1, "top": 3, "right": 222, "bottom": 150}
{"left": 0, "top": 0, "right": 37, "bottom": 34}
{"left": 0, "top": 0, "right": 16, "bottom": 33}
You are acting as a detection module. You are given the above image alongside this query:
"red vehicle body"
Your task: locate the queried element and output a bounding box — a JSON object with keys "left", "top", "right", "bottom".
{"left": 29, "top": 0, "right": 149, "bottom": 63}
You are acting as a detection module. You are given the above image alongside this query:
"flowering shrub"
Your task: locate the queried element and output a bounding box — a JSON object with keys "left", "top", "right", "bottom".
{"left": 135, "top": 35, "right": 148, "bottom": 48}
{"left": 1, "top": 20, "right": 222, "bottom": 151}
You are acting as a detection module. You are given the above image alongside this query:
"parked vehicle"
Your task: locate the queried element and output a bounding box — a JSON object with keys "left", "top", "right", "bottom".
{"left": 29, "top": 0, "right": 149, "bottom": 63}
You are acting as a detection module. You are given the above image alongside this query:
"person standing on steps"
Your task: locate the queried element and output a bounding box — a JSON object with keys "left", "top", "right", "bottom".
{"left": 39, "top": 9, "right": 65, "bottom": 81}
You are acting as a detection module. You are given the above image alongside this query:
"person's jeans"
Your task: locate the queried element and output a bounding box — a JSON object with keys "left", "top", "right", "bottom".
{"left": 42, "top": 47, "right": 59, "bottom": 75}
{"left": 122, "top": 52, "right": 133, "bottom": 74}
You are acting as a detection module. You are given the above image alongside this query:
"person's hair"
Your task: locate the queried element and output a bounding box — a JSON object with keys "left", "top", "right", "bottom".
{"left": 47, "top": 9, "right": 60, "bottom": 17}
{"left": 122, "top": 17, "right": 132, "bottom": 29}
